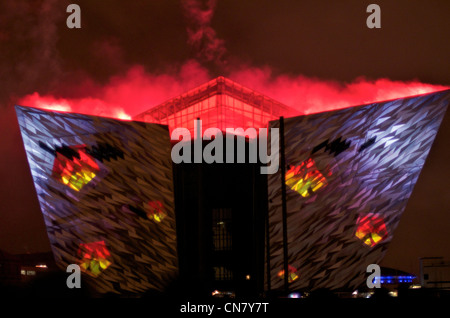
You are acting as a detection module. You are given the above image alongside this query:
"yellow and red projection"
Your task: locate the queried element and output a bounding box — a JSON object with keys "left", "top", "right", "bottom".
{"left": 52, "top": 145, "right": 99, "bottom": 191}
{"left": 285, "top": 158, "right": 328, "bottom": 197}
{"left": 78, "top": 241, "right": 112, "bottom": 277}
{"left": 355, "top": 215, "right": 388, "bottom": 247}
{"left": 147, "top": 200, "right": 166, "bottom": 222}
{"left": 277, "top": 265, "right": 299, "bottom": 283}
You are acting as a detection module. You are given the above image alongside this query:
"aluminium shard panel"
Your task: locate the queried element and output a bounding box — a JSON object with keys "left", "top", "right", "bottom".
{"left": 266, "top": 89, "right": 450, "bottom": 291}
{"left": 15, "top": 106, "right": 178, "bottom": 295}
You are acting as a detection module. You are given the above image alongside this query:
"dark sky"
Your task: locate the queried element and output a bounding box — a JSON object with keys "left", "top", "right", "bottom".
{"left": 0, "top": 0, "right": 449, "bottom": 277}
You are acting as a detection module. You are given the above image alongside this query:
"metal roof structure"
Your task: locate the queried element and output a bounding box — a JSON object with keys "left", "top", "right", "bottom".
{"left": 133, "top": 76, "right": 298, "bottom": 135}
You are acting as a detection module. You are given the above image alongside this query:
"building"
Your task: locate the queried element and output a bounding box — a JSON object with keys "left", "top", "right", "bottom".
{"left": 134, "top": 77, "right": 298, "bottom": 296}
{"left": 265, "top": 88, "right": 449, "bottom": 293}
{"left": 420, "top": 257, "right": 450, "bottom": 289}
{"left": 133, "top": 76, "right": 298, "bottom": 136}
{"left": 0, "top": 249, "right": 55, "bottom": 285}
{"left": 15, "top": 107, "right": 178, "bottom": 295}
{"left": 15, "top": 78, "right": 450, "bottom": 297}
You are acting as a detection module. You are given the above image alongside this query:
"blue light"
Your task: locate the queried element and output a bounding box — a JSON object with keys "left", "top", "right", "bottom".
{"left": 378, "top": 274, "right": 416, "bottom": 285}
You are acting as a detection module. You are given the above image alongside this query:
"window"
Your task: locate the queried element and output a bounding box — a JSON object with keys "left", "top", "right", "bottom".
{"left": 214, "top": 266, "right": 233, "bottom": 281}
{"left": 212, "top": 208, "right": 232, "bottom": 251}
{"left": 21, "top": 269, "right": 36, "bottom": 276}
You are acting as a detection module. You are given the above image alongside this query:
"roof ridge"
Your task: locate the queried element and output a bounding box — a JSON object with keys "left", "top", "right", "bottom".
{"left": 133, "top": 76, "right": 298, "bottom": 120}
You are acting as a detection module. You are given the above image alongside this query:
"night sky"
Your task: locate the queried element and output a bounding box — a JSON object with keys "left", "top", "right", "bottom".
{"left": 0, "top": 0, "right": 449, "bottom": 277}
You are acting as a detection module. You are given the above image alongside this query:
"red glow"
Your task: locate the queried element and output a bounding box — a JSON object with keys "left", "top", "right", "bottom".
{"left": 19, "top": 93, "right": 71, "bottom": 113}
{"left": 18, "top": 62, "right": 448, "bottom": 123}
{"left": 228, "top": 67, "right": 449, "bottom": 115}
{"left": 18, "top": 61, "right": 210, "bottom": 120}
{"left": 148, "top": 89, "right": 283, "bottom": 135}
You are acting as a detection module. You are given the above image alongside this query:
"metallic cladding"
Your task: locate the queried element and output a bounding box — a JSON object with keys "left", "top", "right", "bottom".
{"left": 266, "top": 90, "right": 450, "bottom": 291}
{"left": 15, "top": 106, "right": 178, "bottom": 295}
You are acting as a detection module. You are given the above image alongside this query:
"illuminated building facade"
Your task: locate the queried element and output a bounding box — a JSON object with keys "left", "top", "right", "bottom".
{"left": 267, "top": 89, "right": 450, "bottom": 292}
{"left": 15, "top": 106, "right": 178, "bottom": 295}
{"left": 140, "top": 77, "right": 299, "bottom": 295}
{"left": 16, "top": 78, "right": 450, "bottom": 296}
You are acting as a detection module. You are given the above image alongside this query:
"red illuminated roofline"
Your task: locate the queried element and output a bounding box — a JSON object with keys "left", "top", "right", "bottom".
{"left": 14, "top": 104, "right": 134, "bottom": 122}
{"left": 282, "top": 88, "right": 450, "bottom": 119}
{"left": 133, "top": 76, "right": 299, "bottom": 121}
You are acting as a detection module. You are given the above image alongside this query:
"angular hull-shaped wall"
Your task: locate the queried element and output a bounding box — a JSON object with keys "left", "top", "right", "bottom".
{"left": 266, "top": 90, "right": 450, "bottom": 291}
{"left": 16, "top": 106, "right": 178, "bottom": 295}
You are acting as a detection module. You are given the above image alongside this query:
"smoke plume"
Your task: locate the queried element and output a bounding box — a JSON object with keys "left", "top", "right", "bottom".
{"left": 181, "top": 0, "right": 227, "bottom": 66}
{"left": 228, "top": 66, "right": 449, "bottom": 114}
{"left": 0, "top": 0, "right": 62, "bottom": 104}
{"left": 7, "top": 0, "right": 449, "bottom": 120}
